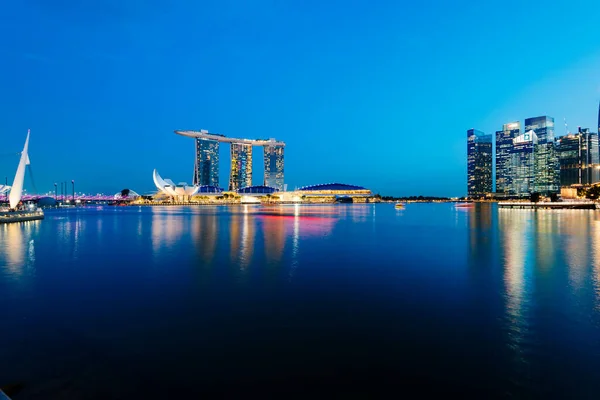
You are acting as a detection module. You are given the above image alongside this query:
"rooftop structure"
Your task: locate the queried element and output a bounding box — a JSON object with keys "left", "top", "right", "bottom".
{"left": 175, "top": 130, "right": 285, "bottom": 147}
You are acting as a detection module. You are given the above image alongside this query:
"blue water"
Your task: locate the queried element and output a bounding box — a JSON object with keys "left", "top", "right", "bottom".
{"left": 1, "top": 203, "right": 600, "bottom": 398}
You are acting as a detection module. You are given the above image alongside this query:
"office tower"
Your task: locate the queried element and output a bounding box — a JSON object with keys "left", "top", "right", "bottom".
{"left": 509, "top": 131, "right": 537, "bottom": 196}
{"left": 525, "top": 116, "right": 559, "bottom": 194}
{"left": 467, "top": 129, "right": 492, "bottom": 197}
{"left": 229, "top": 143, "right": 253, "bottom": 191}
{"left": 194, "top": 138, "right": 220, "bottom": 187}
{"left": 556, "top": 128, "right": 600, "bottom": 186}
{"left": 263, "top": 144, "right": 285, "bottom": 191}
{"left": 496, "top": 122, "right": 520, "bottom": 194}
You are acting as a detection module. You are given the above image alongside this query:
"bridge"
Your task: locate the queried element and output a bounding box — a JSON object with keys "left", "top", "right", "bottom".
{"left": 5, "top": 194, "right": 135, "bottom": 202}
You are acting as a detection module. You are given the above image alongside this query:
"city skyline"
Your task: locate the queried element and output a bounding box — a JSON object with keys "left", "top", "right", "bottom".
{"left": 469, "top": 106, "right": 600, "bottom": 197}
{"left": 1, "top": 1, "right": 600, "bottom": 196}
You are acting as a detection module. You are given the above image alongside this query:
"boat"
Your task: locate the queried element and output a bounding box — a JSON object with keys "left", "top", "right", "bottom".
{"left": 394, "top": 202, "right": 405, "bottom": 209}
{"left": 455, "top": 202, "right": 474, "bottom": 208}
{"left": 0, "top": 130, "right": 44, "bottom": 224}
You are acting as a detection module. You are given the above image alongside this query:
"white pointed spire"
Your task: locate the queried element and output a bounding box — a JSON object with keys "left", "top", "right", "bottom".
{"left": 9, "top": 130, "right": 31, "bottom": 209}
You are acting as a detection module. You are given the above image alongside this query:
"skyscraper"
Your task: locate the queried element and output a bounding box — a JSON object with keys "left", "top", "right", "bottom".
{"left": 263, "top": 144, "right": 285, "bottom": 191}
{"left": 194, "top": 138, "right": 220, "bottom": 187}
{"left": 495, "top": 122, "right": 520, "bottom": 194}
{"left": 526, "top": 116, "right": 559, "bottom": 194}
{"left": 229, "top": 143, "right": 252, "bottom": 191}
{"left": 509, "top": 130, "right": 537, "bottom": 196}
{"left": 467, "top": 129, "right": 492, "bottom": 197}
{"left": 556, "top": 128, "right": 600, "bottom": 186}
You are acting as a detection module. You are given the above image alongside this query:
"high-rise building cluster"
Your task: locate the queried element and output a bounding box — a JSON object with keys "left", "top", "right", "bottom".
{"left": 176, "top": 130, "right": 286, "bottom": 192}
{"left": 467, "top": 103, "right": 600, "bottom": 198}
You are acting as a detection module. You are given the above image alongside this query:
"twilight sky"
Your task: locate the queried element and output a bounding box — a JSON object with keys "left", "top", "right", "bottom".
{"left": 1, "top": 0, "right": 599, "bottom": 196}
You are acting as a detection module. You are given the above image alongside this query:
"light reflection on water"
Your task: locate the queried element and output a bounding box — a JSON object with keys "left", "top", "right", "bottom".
{"left": 2, "top": 204, "right": 600, "bottom": 397}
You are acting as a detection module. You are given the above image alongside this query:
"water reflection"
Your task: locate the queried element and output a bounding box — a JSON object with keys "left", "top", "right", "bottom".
{"left": 0, "top": 221, "right": 39, "bottom": 292}
{"left": 146, "top": 205, "right": 339, "bottom": 281}
{"left": 592, "top": 218, "right": 600, "bottom": 311}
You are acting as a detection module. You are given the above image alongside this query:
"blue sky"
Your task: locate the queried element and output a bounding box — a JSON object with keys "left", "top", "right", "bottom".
{"left": 1, "top": 0, "right": 599, "bottom": 196}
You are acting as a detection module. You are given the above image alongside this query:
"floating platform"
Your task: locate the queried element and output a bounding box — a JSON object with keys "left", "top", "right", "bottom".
{"left": 0, "top": 209, "right": 45, "bottom": 223}
{"left": 498, "top": 201, "right": 597, "bottom": 210}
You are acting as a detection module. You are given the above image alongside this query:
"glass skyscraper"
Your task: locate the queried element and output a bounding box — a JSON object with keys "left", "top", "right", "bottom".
{"left": 229, "top": 143, "right": 253, "bottom": 191}
{"left": 263, "top": 145, "right": 285, "bottom": 191}
{"left": 467, "top": 129, "right": 492, "bottom": 197}
{"left": 194, "top": 138, "right": 220, "bottom": 187}
{"left": 495, "top": 122, "right": 520, "bottom": 194}
{"left": 556, "top": 128, "right": 599, "bottom": 186}
{"left": 525, "top": 116, "right": 559, "bottom": 194}
{"left": 509, "top": 131, "right": 537, "bottom": 196}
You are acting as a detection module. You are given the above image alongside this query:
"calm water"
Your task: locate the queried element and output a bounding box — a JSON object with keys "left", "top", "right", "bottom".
{"left": 2, "top": 204, "right": 600, "bottom": 398}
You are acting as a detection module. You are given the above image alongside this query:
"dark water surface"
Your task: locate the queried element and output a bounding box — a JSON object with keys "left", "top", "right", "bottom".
{"left": 2, "top": 204, "right": 600, "bottom": 398}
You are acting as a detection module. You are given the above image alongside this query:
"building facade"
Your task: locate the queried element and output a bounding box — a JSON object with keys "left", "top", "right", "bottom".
{"left": 556, "top": 128, "right": 600, "bottom": 186}
{"left": 508, "top": 131, "right": 537, "bottom": 196}
{"left": 229, "top": 143, "right": 253, "bottom": 191}
{"left": 194, "top": 138, "right": 220, "bottom": 187}
{"left": 467, "top": 129, "right": 492, "bottom": 197}
{"left": 263, "top": 145, "right": 285, "bottom": 191}
{"left": 525, "top": 116, "right": 559, "bottom": 194}
{"left": 176, "top": 130, "right": 285, "bottom": 192}
{"left": 496, "top": 122, "right": 520, "bottom": 194}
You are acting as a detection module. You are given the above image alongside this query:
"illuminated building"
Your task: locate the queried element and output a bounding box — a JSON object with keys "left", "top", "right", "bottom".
{"left": 556, "top": 128, "right": 600, "bottom": 186}
{"left": 296, "top": 183, "right": 372, "bottom": 197}
{"left": 194, "top": 137, "right": 219, "bottom": 187}
{"left": 467, "top": 129, "right": 492, "bottom": 197}
{"left": 229, "top": 143, "right": 253, "bottom": 191}
{"left": 496, "top": 122, "right": 520, "bottom": 194}
{"left": 175, "top": 130, "right": 285, "bottom": 191}
{"left": 264, "top": 145, "right": 285, "bottom": 191}
{"left": 152, "top": 169, "right": 208, "bottom": 201}
{"left": 508, "top": 131, "right": 537, "bottom": 196}
{"left": 526, "top": 116, "right": 559, "bottom": 194}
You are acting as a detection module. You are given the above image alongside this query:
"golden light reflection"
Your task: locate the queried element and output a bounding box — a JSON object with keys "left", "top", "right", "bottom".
{"left": 560, "top": 211, "right": 591, "bottom": 291}
{"left": 499, "top": 209, "right": 532, "bottom": 347}
{"left": 262, "top": 213, "right": 286, "bottom": 265}
{"left": 151, "top": 208, "right": 186, "bottom": 254}
{"left": 289, "top": 212, "right": 300, "bottom": 281}
{"left": 239, "top": 213, "right": 255, "bottom": 270}
{"left": 0, "top": 221, "right": 39, "bottom": 279}
{"left": 229, "top": 214, "right": 241, "bottom": 263}
{"left": 191, "top": 213, "right": 218, "bottom": 265}
{"left": 592, "top": 218, "right": 600, "bottom": 311}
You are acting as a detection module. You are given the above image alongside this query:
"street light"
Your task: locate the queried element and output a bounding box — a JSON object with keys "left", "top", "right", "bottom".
{"left": 72, "top": 180, "right": 75, "bottom": 203}
{"left": 54, "top": 183, "right": 57, "bottom": 201}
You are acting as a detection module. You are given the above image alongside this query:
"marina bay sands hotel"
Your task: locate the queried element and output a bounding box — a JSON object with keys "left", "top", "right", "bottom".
{"left": 175, "top": 130, "right": 285, "bottom": 192}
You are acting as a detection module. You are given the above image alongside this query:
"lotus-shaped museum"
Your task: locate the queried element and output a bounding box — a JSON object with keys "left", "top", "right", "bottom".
{"left": 153, "top": 169, "right": 200, "bottom": 198}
